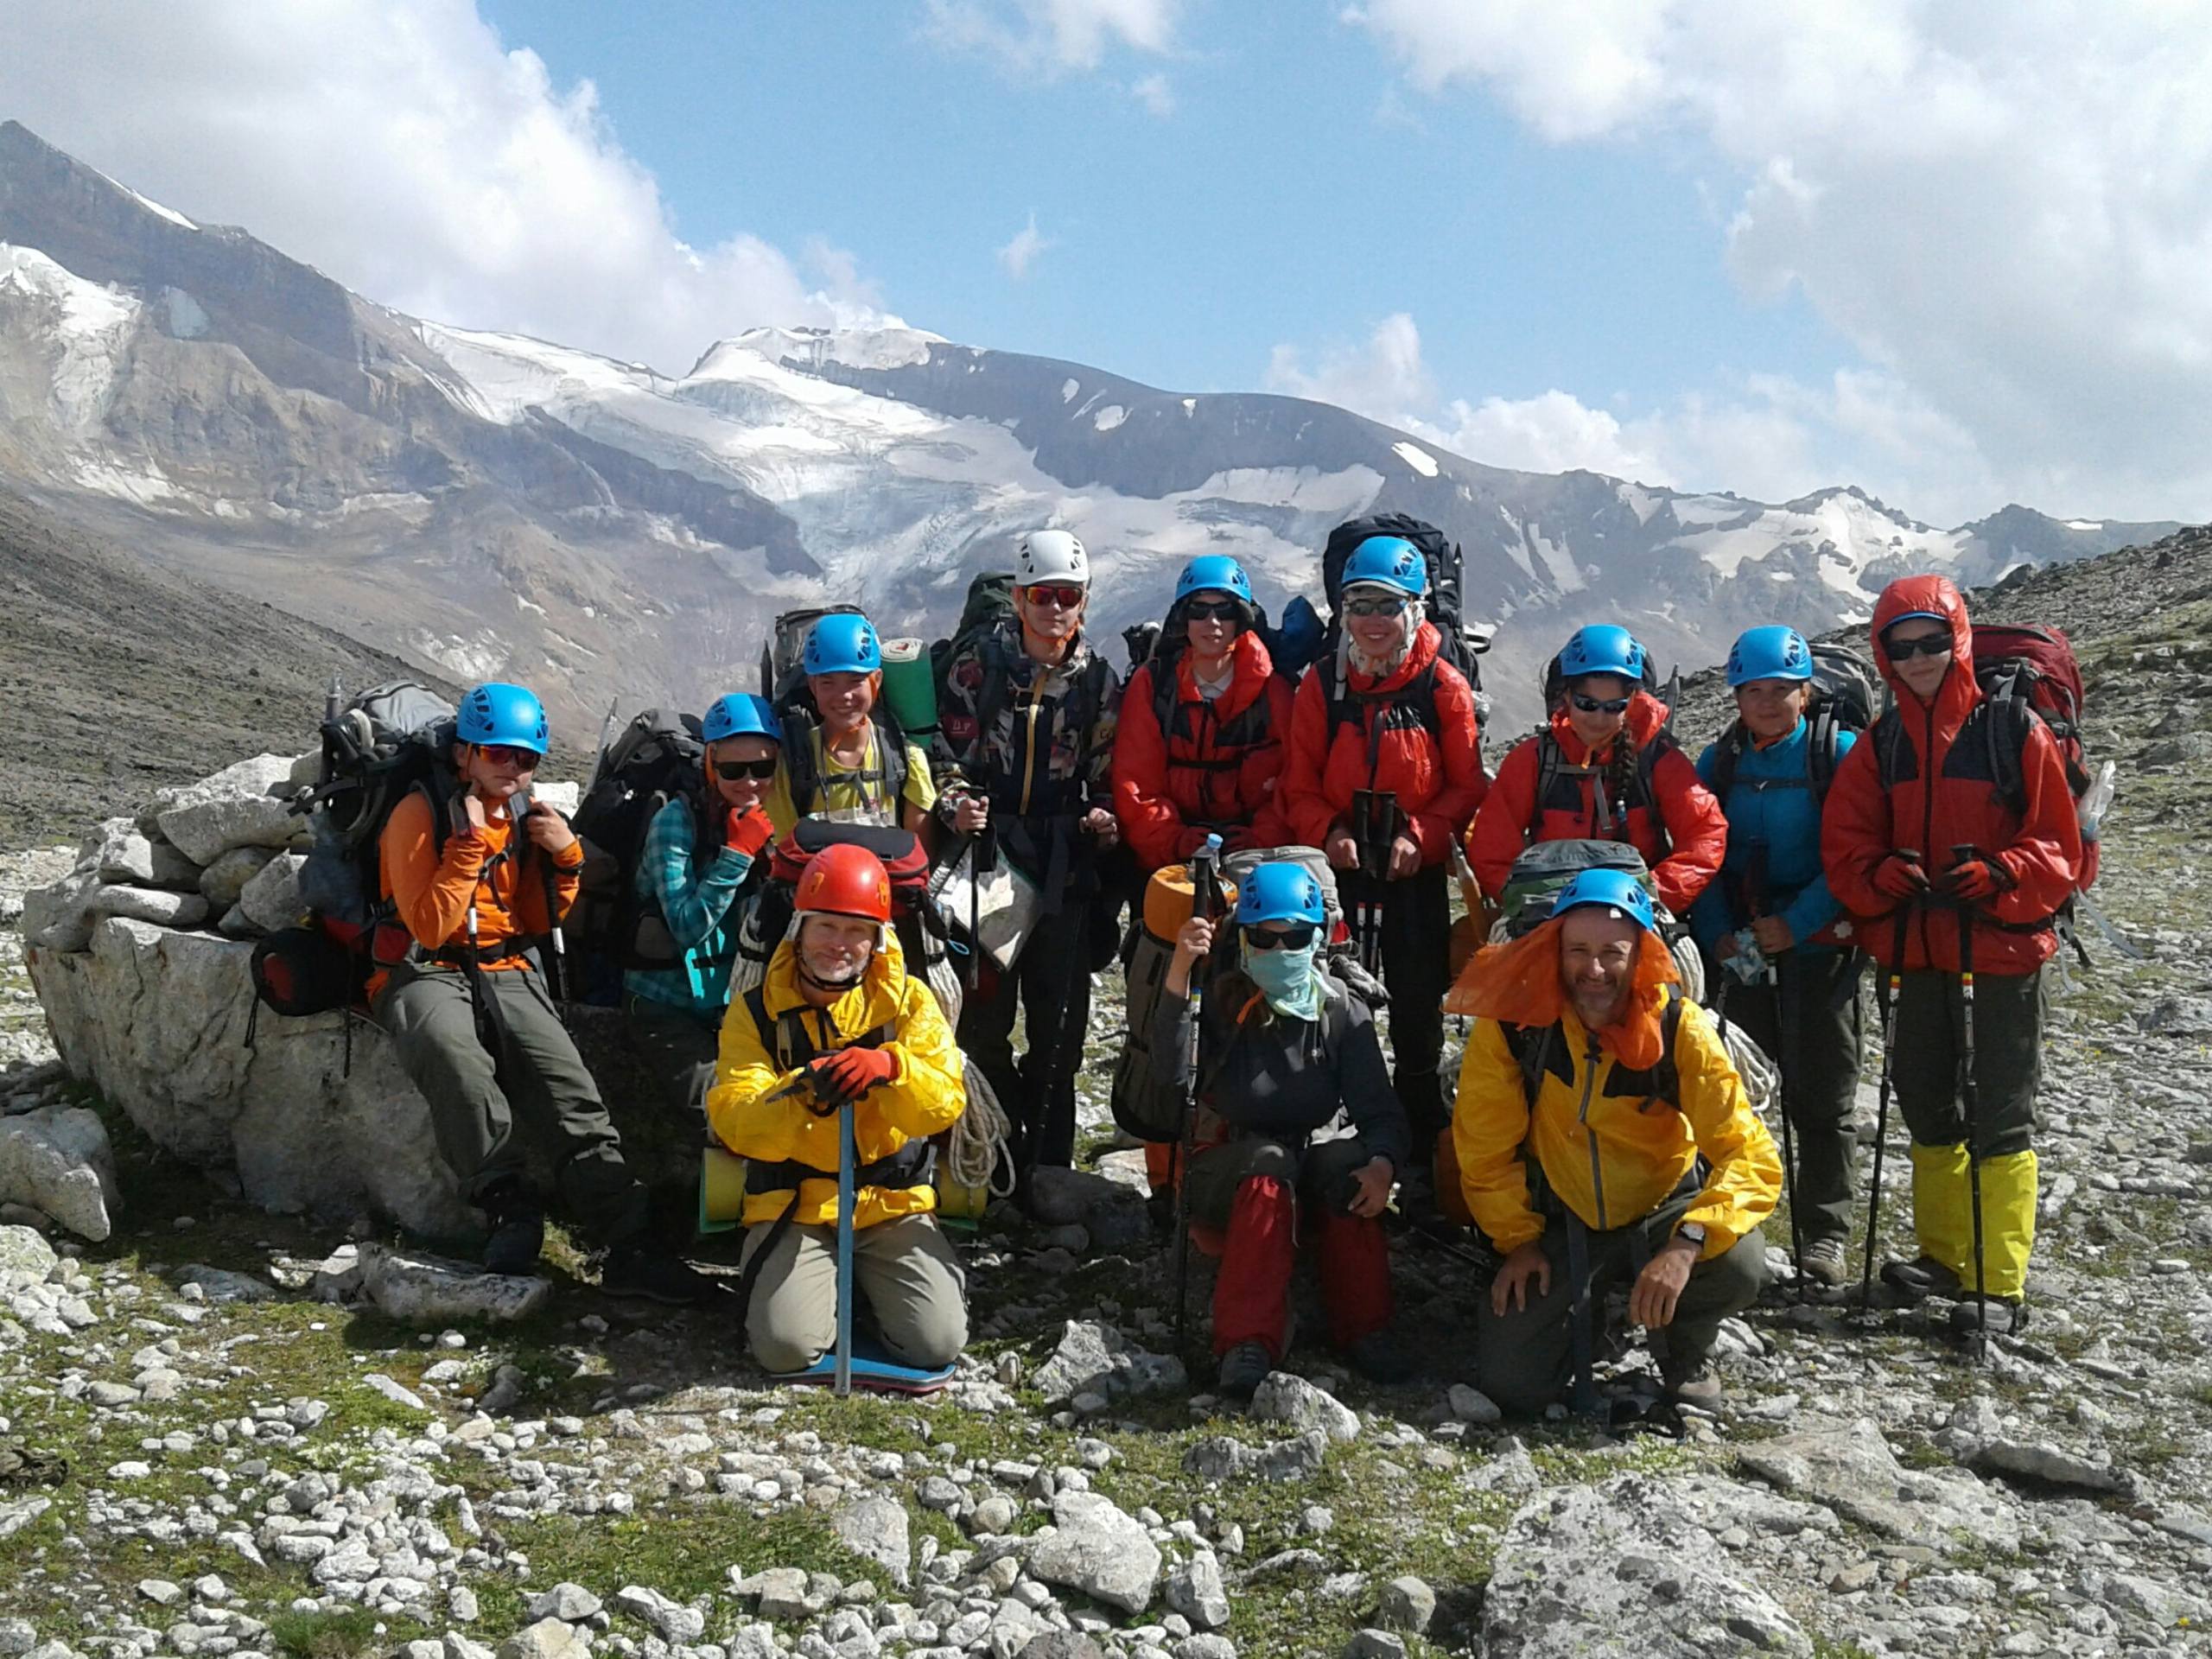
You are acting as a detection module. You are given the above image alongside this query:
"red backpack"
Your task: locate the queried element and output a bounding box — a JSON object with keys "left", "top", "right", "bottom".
{"left": 1971, "top": 623, "right": 2099, "bottom": 891}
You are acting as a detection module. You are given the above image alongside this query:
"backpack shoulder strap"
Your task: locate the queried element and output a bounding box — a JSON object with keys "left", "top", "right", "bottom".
{"left": 1980, "top": 677, "right": 2037, "bottom": 819}
{"left": 1656, "top": 984, "right": 1685, "bottom": 1110}
{"left": 1500, "top": 1020, "right": 1560, "bottom": 1111}
{"left": 1709, "top": 726, "right": 1746, "bottom": 802}
{"left": 1807, "top": 706, "right": 1843, "bottom": 803}
{"left": 1873, "top": 706, "right": 1908, "bottom": 788}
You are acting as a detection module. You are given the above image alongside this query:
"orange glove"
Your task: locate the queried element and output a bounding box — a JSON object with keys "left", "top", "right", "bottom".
{"left": 807, "top": 1046, "right": 898, "bottom": 1105}
{"left": 725, "top": 807, "right": 776, "bottom": 859}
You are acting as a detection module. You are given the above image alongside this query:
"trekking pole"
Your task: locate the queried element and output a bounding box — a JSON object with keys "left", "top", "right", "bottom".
{"left": 1173, "top": 834, "right": 1224, "bottom": 1364}
{"left": 1348, "top": 790, "right": 1376, "bottom": 970}
{"left": 1746, "top": 845, "right": 1803, "bottom": 1295}
{"left": 1857, "top": 896, "right": 1914, "bottom": 1324}
{"left": 835, "top": 1093, "right": 856, "bottom": 1397}
{"left": 1950, "top": 847, "right": 1988, "bottom": 1358}
{"left": 967, "top": 823, "right": 995, "bottom": 995}
{"left": 1373, "top": 791, "right": 1402, "bottom": 975}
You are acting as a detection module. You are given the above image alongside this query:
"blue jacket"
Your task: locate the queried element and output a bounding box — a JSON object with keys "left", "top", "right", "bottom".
{"left": 1688, "top": 718, "right": 1857, "bottom": 956}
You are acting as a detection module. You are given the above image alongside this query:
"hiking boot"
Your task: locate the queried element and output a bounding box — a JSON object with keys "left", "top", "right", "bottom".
{"left": 1879, "top": 1255, "right": 1962, "bottom": 1302}
{"left": 1217, "top": 1340, "right": 1273, "bottom": 1403}
{"left": 1344, "top": 1331, "right": 1414, "bottom": 1386}
{"left": 1662, "top": 1359, "right": 1726, "bottom": 1412}
{"left": 476, "top": 1179, "right": 545, "bottom": 1277}
{"left": 1799, "top": 1236, "right": 1849, "bottom": 1288}
{"left": 1949, "top": 1295, "right": 2027, "bottom": 1338}
{"left": 600, "top": 1242, "right": 709, "bottom": 1305}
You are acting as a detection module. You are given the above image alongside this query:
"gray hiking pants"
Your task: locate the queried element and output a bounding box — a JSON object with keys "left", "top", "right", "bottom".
{"left": 1719, "top": 948, "right": 1863, "bottom": 1247}
{"left": 1475, "top": 1185, "right": 1766, "bottom": 1415}
{"left": 376, "top": 963, "right": 649, "bottom": 1243}
{"left": 737, "top": 1212, "right": 968, "bottom": 1375}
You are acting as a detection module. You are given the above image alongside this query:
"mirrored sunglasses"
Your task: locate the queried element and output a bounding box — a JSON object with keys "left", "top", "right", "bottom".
{"left": 1023, "top": 584, "right": 1086, "bottom": 609}
{"left": 1344, "top": 594, "right": 1411, "bottom": 619}
{"left": 477, "top": 744, "right": 540, "bottom": 769}
{"left": 1570, "top": 693, "right": 1631, "bottom": 715}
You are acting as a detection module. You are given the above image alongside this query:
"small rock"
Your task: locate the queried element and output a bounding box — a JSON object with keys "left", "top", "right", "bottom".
{"left": 613, "top": 1584, "right": 707, "bottom": 1643}
{"left": 496, "top": 1618, "right": 592, "bottom": 1659}
{"left": 834, "top": 1491, "right": 912, "bottom": 1588}
{"left": 1342, "top": 1634, "right": 1406, "bottom": 1659}
{"left": 527, "top": 1583, "right": 603, "bottom": 1622}
{"left": 1165, "top": 1552, "right": 1230, "bottom": 1630}
{"left": 1446, "top": 1383, "right": 1502, "bottom": 1425}
{"left": 175, "top": 1264, "right": 277, "bottom": 1303}
{"left": 1029, "top": 1490, "right": 1164, "bottom": 1614}
{"left": 360, "top": 1373, "right": 428, "bottom": 1412}
{"left": 358, "top": 1241, "right": 552, "bottom": 1324}
{"left": 1376, "top": 1575, "right": 1435, "bottom": 1635}
{"left": 137, "top": 1579, "right": 184, "bottom": 1606}
{"left": 1250, "top": 1372, "right": 1360, "bottom": 1443}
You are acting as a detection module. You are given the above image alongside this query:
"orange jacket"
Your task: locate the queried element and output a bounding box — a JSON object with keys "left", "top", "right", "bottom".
{"left": 374, "top": 789, "right": 581, "bottom": 996}
{"left": 1821, "top": 575, "right": 2082, "bottom": 976}
{"left": 1112, "top": 632, "right": 1294, "bottom": 870}
{"left": 1279, "top": 620, "right": 1487, "bottom": 868}
{"left": 1467, "top": 692, "right": 1726, "bottom": 915}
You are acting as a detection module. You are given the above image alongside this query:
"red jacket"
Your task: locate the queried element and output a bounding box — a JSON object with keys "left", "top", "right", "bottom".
{"left": 1821, "top": 575, "right": 2082, "bottom": 976}
{"left": 1280, "top": 620, "right": 1487, "bottom": 868}
{"left": 1467, "top": 691, "right": 1726, "bottom": 916}
{"left": 1113, "top": 632, "right": 1294, "bottom": 870}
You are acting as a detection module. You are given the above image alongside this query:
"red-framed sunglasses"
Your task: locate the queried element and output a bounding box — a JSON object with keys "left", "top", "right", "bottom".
{"left": 1022, "top": 583, "right": 1086, "bottom": 610}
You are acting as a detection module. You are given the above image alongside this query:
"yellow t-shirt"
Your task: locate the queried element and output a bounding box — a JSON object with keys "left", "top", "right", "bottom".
{"left": 765, "top": 725, "right": 938, "bottom": 833}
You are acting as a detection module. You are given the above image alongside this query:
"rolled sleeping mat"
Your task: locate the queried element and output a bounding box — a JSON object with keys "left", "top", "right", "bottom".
{"left": 699, "top": 1146, "right": 748, "bottom": 1236}
{"left": 878, "top": 638, "right": 938, "bottom": 737}
{"left": 1141, "top": 858, "right": 1241, "bottom": 944}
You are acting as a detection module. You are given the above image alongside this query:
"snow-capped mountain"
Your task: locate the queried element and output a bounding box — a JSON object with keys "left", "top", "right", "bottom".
{"left": 0, "top": 121, "right": 2177, "bottom": 739}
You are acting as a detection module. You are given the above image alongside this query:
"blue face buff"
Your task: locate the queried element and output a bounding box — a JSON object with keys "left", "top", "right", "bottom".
{"left": 1241, "top": 937, "right": 1325, "bottom": 1021}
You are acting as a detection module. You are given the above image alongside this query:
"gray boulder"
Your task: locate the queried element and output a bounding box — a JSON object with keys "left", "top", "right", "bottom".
{"left": 86, "top": 817, "right": 156, "bottom": 886}
{"left": 1376, "top": 1576, "right": 1436, "bottom": 1635}
{"left": 833, "top": 1491, "right": 912, "bottom": 1589}
{"left": 495, "top": 1620, "right": 590, "bottom": 1659}
{"left": 1737, "top": 1415, "right": 2023, "bottom": 1554}
{"left": 154, "top": 753, "right": 308, "bottom": 866}
{"left": 357, "top": 1243, "right": 552, "bottom": 1324}
{"left": 86, "top": 886, "right": 209, "bottom": 929}
{"left": 1028, "top": 1490, "right": 1162, "bottom": 1614}
{"left": 237, "top": 852, "right": 308, "bottom": 933}
{"left": 1250, "top": 1371, "right": 1360, "bottom": 1442}
{"left": 0, "top": 1224, "right": 59, "bottom": 1278}
{"left": 1483, "top": 1473, "right": 1809, "bottom": 1657}
{"left": 199, "top": 847, "right": 277, "bottom": 910}
{"left": 612, "top": 1585, "right": 706, "bottom": 1643}
{"left": 22, "top": 869, "right": 102, "bottom": 952}
{"left": 1164, "top": 1551, "right": 1230, "bottom": 1630}
{"left": 0, "top": 1103, "right": 120, "bottom": 1241}
{"left": 1033, "top": 1319, "right": 1187, "bottom": 1405}
{"left": 1024, "top": 1164, "right": 1150, "bottom": 1250}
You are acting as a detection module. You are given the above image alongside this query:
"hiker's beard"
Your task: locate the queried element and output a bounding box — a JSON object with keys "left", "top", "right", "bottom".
{"left": 1567, "top": 969, "right": 1630, "bottom": 1031}
{"left": 797, "top": 931, "right": 874, "bottom": 994}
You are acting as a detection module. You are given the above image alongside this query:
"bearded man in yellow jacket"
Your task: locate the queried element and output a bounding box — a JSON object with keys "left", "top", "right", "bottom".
{"left": 1450, "top": 868, "right": 1780, "bottom": 1412}
{"left": 707, "top": 843, "right": 969, "bottom": 1375}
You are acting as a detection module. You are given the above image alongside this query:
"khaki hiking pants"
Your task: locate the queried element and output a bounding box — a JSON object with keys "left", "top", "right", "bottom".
{"left": 376, "top": 962, "right": 649, "bottom": 1243}
{"left": 738, "top": 1212, "right": 967, "bottom": 1375}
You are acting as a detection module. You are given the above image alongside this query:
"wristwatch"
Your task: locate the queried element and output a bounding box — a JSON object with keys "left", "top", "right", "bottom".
{"left": 1675, "top": 1222, "right": 1707, "bottom": 1250}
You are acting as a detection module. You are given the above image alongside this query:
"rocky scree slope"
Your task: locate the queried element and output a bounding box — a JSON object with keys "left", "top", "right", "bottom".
{"left": 0, "top": 540, "right": 2207, "bottom": 1656}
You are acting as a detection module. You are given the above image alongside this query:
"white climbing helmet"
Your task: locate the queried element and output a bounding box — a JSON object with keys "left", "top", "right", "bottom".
{"left": 1016, "top": 529, "right": 1090, "bottom": 587}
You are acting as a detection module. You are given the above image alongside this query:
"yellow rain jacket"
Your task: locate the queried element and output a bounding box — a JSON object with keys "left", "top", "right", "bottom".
{"left": 1452, "top": 993, "right": 1780, "bottom": 1260}
{"left": 706, "top": 932, "right": 966, "bottom": 1229}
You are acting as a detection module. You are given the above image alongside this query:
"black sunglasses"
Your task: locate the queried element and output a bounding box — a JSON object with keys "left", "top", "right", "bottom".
{"left": 1884, "top": 632, "right": 1951, "bottom": 660}
{"left": 1184, "top": 600, "right": 1244, "bottom": 622}
{"left": 1243, "top": 922, "right": 1319, "bottom": 951}
{"left": 1570, "top": 692, "right": 1631, "bottom": 715}
{"left": 475, "top": 744, "right": 540, "bottom": 769}
{"left": 714, "top": 758, "right": 779, "bottom": 781}
{"left": 1344, "top": 594, "right": 1411, "bottom": 619}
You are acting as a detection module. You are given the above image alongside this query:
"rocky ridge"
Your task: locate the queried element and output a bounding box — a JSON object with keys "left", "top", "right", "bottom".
{"left": 0, "top": 528, "right": 2208, "bottom": 1655}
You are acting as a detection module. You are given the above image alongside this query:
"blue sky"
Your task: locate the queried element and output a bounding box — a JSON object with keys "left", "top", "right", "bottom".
{"left": 477, "top": 0, "right": 1845, "bottom": 410}
{"left": 10, "top": 1, "right": 2211, "bottom": 524}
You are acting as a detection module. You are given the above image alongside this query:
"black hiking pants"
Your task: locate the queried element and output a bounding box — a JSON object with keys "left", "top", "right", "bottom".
{"left": 1719, "top": 948, "right": 1863, "bottom": 1247}
{"left": 1891, "top": 967, "right": 2041, "bottom": 1160}
{"left": 1376, "top": 863, "right": 1451, "bottom": 1157}
{"left": 377, "top": 962, "right": 650, "bottom": 1243}
{"left": 959, "top": 931, "right": 1091, "bottom": 1183}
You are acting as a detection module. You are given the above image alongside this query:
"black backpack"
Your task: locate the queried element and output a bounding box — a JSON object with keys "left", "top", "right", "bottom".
{"left": 1707, "top": 641, "right": 1884, "bottom": 804}
{"left": 1321, "top": 512, "right": 1488, "bottom": 693}
{"left": 931, "top": 573, "right": 1020, "bottom": 717}
{"left": 569, "top": 709, "right": 728, "bottom": 972}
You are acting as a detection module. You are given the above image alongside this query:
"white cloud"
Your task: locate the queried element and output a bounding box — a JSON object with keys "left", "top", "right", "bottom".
{"left": 925, "top": 0, "right": 1181, "bottom": 73}
{"left": 1344, "top": 2, "right": 2212, "bottom": 521}
{"left": 997, "top": 213, "right": 1056, "bottom": 280}
{"left": 0, "top": 0, "right": 884, "bottom": 376}
{"left": 1265, "top": 312, "right": 1434, "bottom": 417}
{"left": 1131, "top": 73, "right": 1176, "bottom": 117}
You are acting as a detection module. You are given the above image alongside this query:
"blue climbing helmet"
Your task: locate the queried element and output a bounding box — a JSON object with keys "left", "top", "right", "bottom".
{"left": 1557, "top": 624, "right": 1649, "bottom": 684}
{"left": 1549, "top": 868, "right": 1657, "bottom": 934}
{"left": 803, "top": 613, "right": 882, "bottom": 677}
{"left": 1726, "top": 625, "right": 1813, "bottom": 687}
{"left": 1173, "top": 554, "right": 1255, "bottom": 608}
{"left": 1339, "top": 535, "right": 1427, "bottom": 599}
{"left": 702, "top": 692, "right": 781, "bottom": 745}
{"left": 1236, "top": 861, "right": 1326, "bottom": 927}
{"left": 458, "top": 683, "right": 550, "bottom": 754}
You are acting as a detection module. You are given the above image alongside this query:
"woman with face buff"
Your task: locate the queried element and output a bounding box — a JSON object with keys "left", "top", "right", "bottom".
{"left": 623, "top": 692, "right": 784, "bottom": 1135}
{"left": 706, "top": 843, "right": 971, "bottom": 1374}
{"left": 1466, "top": 624, "right": 1726, "bottom": 917}
{"left": 374, "top": 682, "right": 704, "bottom": 1301}
{"left": 1278, "top": 536, "right": 1486, "bottom": 1162}
{"left": 764, "top": 613, "right": 937, "bottom": 836}
{"left": 1821, "top": 577, "right": 2081, "bottom": 1336}
{"left": 1684, "top": 628, "right": 1864, "bottom": 1287}
{"left": 1154, "top": 862, "right": 1413, "bottom": 1399}
{"left": 1112, "top": 554, "right": 1294, "bottom": 873}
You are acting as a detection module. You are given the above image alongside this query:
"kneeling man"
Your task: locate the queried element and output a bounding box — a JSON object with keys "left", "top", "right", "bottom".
{"left": 707, "top": 843, "right": 969, "bottom": 1375}
{"left": 1449, "top": 869, "right": 1780, "bottom": 1411}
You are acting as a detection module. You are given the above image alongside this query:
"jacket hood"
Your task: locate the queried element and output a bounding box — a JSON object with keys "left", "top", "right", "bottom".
{"left": 1546, "top": 687, "right": 1669, "bottom": 766}
{"left": 1871, "top": 574, "right": 1978, "bottom": 737}
{"left": 1350, "top": 617, "right": 1441, "bottom": 696}
{"left": 764, "top": 923, "right": 911, "bottom": 1027}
